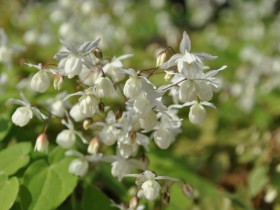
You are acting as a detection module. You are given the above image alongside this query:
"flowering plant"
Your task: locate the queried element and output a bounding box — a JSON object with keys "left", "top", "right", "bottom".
{"left": 3, "top": 28, "right": 225, "bottom": 209}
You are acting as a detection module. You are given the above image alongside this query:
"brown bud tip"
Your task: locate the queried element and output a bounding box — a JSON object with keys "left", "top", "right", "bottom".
{"left": 182, "top": 183, "right": 194, "bottom": 200}
{"left": 93, "top": 48, "right": 103, "bottom": 59}
{"left": 115, "top": 109, "right": 122, "bottom": 120}
{"left": 162, "top": 191, "right": 170, "bottom": 205}
{"left": 98, "top": 102, "right": 105, "bottom": 112}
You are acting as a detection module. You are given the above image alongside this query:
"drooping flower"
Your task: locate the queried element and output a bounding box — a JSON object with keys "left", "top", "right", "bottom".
{"left": 125, "top": 170, "right": 179, "bottom": 200}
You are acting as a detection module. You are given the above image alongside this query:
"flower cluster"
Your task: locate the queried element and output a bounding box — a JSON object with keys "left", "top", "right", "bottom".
{"left": 8, "top": 31, "right": 225, "bottom": 204}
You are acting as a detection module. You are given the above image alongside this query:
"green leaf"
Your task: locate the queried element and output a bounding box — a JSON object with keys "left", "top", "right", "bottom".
{"left": 0, "top": 172, "right": 19, "bottom": 210}
{"left": 22, "top": 153, "right": 78, "bottom": 210}
{"left": 0, "top": 142, "right": 31, "bottom": 175}
{"left": 248, "top": 165, "right": 269, "bottom": 197}
{"left": 0, "top": 111, "right": 12, "bottom": 141}
{"left": 82, "top": 185, "right": 116, "bottom": 210}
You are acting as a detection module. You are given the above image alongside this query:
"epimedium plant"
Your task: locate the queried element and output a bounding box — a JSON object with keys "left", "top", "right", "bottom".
{"left": 2, "top": 30, "right": 226, "bottom": 210}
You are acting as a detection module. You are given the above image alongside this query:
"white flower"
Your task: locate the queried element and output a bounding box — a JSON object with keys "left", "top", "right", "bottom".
{"left": 9, "top": 93, "right": 48, "bottom": 127}
{"left": 69, "top": 158, "right": 89, "bottom": 176}
{"left": 34, "top": 133, "right": 49, "bottom": 152}
{"left": 78, "top": 94, "right": 98, "bottom": 117}
{"left": 123, "top": 77, "right": 142, "bottom": 98}
{"left": 50, "top": 100, "right": 65, "bottom": 117}
{"left": 64, "top": 54, "right": 83, "bottom": 78}
{"left": 133, "top": 95, "right": 153, "bottom": 118}
{"left": 125, "top": 170, "right": 179, "bottom": 200}
{"left": 70, "top": 103, "right": 86, "bottom": 122}
{"left": 103, "top": 54, "right": 132, "bottom": 83}
{"left": 139, "top": 110, "right": 157, "bottom": 132}
{"left": 162, "top": 31, "right": 216, "bottom": 74}
{"left": 141, "top": 179, "right": 161, "bottom": 200}
{"left": 78, "top": 66, "right": 98, "bottom": 86}
{"left": 178, "top": 80, "right": 197, "bottom": 102}
{"left": 56, "top": 129, "right": 76, "bottom": 148}
{"left": 111, "top": 159, "right": 132, "bottom": 180}
{"left": 189, "top": 103, "right": 207, "bottom": 125}
{"left": 30, "top": 70, "right": 50, "bottom": 93}
{"left": 100, "top": 125, "right": 121, "bottom": 146}
{"left": 95, "top": 76, "right": 117, "bottom": 98}
{"left": 12, "top": 106, "right": 33, "bottom": 127}
{"left": 54, "top": 38, "right": 100, "bottom": 78}
{"left": 154, "top": 126, "right": 175, "bottom": 149}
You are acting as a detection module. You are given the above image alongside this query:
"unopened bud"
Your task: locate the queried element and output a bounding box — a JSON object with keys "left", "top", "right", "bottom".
{"left": 162, "top": 191, "right": 170, "bottom": 205}
{"left": 156, "top": 50, "right": 167, "bottom": 67}
{"left": 140, "top": 154, "right": 149, "bottom": 168}
{"left": 129, "top": 130, "right": 136, "bottom": 143}
{"left": 34, "top": 133, "right": 49, "bottom": 152}
{"left": 115, "top": 109, "right": 122, "bottom": 120}
{"left": 87, "top": 137, "right": 100, "bottom": 155}
{"left": 98, "top": 102, "right": 105, "bottom": 112}
{"left": 83, "top": 118, "right": 93, "bottom": 130}
{"left": 183, "top": 183, "right": 194, "bottom": 200}
{"left": 93, "top": 48, "right": 103, "bottom": 59}
{"left": 53, "top": 73, "right": 64, "bottom": 90}
{"left": 129, "top": 196, "right": 139, "bottom": 209}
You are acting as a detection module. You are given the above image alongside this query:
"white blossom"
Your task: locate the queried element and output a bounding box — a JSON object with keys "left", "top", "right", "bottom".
{"left": 123, "top": 76, "right": 142, "bottom": 98}
{"left": 69, "top": 158, "right": 89, "bottom": 176}
{"left": 56, "top": 129, "right": 76, "bottom": 148}
{"left": 12, "top": 107, "right": 33, "bottom": 127}
{"left": 125, "top": 170, "right": 179, "bottom": 200}
{"left": 95, "top": 76, "right": 117, "bottom": 98}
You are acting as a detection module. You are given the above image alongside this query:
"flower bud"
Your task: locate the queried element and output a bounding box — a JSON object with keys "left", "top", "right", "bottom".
{"left": 182, "top": 183, "right": 194, "bottom": 200}
{"left": 162, "top": 191, "right": 170, "bottom": 205}
{"left": 93, "top": 48, "right": 103, "bottom": 59}
{"left": 129, "top": 196, "right": 139, "bottom": 209}
{"left": 34, "top": 133, "right": 49, "bottom": 152}
{"left": 115, "top": 109, "right": 122, "bottom": 120}
{"left": 12, "top": 106, "right": 33, "bottom": 127}
{"left": 65, "top": 55, "right": 82, "bottom": 78}
{"left": 123, "top": 77, "right": 142, "bottom": 98}
{"left": 56, "top": 129, "right": 76, "bottom": 148}
{"left": 95, "top": 76, "right": 117, "bottom": 98}
{"left": 141, "top": 179, "right": 161, "bottom": 200}
{"left": 98, "top": 102, "right": 105, "bottom": 113}
{"left": 83, "top": 118, "right": 92, "bottom": 130}
{"left": 53, "top": 73, "right": 64, "bottom": 90}
{"left": 79, "top": 95, "right": 97, "bottom": 117}
{"left": 30, "top": 71, "right": 50, "bottom": 93}
{"left": 189, "top": 103, "right": 207, "bottom": 125}
{"left": 87, "top": 137, "right": 100, "bottom": 155}
{"left": 69, "top": 158, "right": 89, "bottom": 176}
{"left": 156, "top": 50, "right": 167, "bottom": 67}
